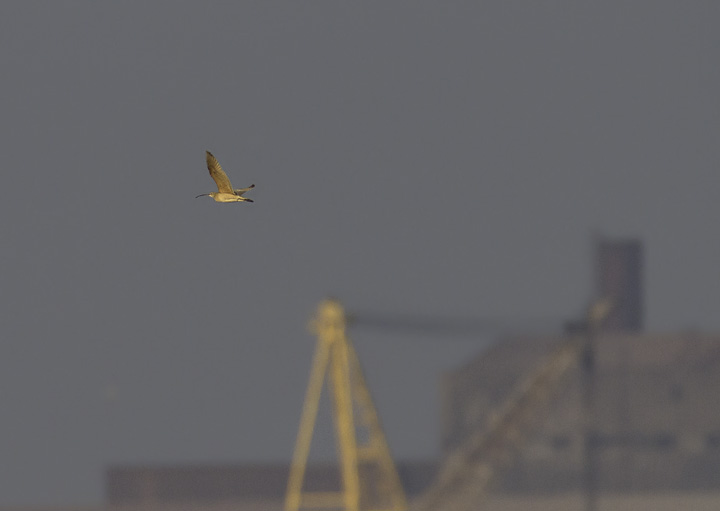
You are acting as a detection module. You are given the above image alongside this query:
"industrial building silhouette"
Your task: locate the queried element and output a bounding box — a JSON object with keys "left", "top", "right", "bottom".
{"left": 106, "top": 238, "right": 720, "bottom": 510}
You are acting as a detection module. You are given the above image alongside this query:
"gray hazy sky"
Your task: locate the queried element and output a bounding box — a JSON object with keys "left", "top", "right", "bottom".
{"left": 1, "top": 1, "right": 719, "bottom": 505}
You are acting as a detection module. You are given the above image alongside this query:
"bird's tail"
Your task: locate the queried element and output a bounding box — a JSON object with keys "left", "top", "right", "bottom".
{"left": 233, "top": 184, "right": 256, "bottom": 196}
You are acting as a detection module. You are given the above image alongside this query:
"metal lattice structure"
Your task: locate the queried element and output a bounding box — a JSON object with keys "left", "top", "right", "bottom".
{"left": 412, "top": 337, "right": 581, "bottom": 511}
{"left": 285, "top": 299, "right": 408, "bottom": 511}
{"left": 412, "top": 298, "right": 612, "bottom": 511}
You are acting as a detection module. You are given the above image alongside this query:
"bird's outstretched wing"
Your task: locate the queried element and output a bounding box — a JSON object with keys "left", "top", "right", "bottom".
{"left": 206, "top": 151, "right": 234, "bottom": 193}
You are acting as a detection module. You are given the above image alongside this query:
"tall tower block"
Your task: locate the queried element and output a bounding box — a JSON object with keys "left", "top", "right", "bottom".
{"left": 595, "top": 238, "right": 643, "bottom": 331}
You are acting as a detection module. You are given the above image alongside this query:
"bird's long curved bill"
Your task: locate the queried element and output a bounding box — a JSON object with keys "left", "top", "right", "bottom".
{"left": 195, "top": 193, "right": 210, "bottom": 198}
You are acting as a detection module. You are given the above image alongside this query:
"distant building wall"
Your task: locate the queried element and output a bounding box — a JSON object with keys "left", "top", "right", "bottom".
{"left": 595, "top": 239, "right": 643, "bottom": 331}
{"left": 106, "top": 461, "right": 437, "bottom": 509}
{"left": 441, "top": 332, "right": 720, "bottom": 494}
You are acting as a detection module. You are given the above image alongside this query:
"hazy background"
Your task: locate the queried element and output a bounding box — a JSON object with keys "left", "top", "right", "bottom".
{"left": 1, "top": 1, "right": 719, "bottom": 505}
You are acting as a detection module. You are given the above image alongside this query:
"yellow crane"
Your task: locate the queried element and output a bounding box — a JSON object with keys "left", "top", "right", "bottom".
{"left": 195, "top": 151, "right": 255, "bottom": 203}
{"left": 285, "top": 299, "right": 408, "bottom": 511}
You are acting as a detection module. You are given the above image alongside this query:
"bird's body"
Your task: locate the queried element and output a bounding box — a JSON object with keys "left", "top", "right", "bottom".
{"left": 208, "top": 192, "right": 249, "bottom": 203}
{"left": 196, "top": 151, "right": 255, "bottom": 203}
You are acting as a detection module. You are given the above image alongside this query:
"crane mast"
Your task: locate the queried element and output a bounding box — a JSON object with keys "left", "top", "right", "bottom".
{"left": 285, "top": 299, "right": 408, "bottom": 511}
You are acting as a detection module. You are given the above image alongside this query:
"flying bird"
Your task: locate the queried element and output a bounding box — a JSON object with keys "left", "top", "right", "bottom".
{"left": 196, "top": 151, "right": 255, "bottom": 203}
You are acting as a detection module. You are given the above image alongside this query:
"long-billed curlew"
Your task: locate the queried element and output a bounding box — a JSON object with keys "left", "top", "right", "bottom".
{"left": 195, "top": 151, "right": 255, "bottom": 203}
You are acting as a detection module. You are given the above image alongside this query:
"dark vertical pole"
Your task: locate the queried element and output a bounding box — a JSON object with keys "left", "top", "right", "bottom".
{"left": 582, "top": 328, "right": 598, "bottom": 511}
